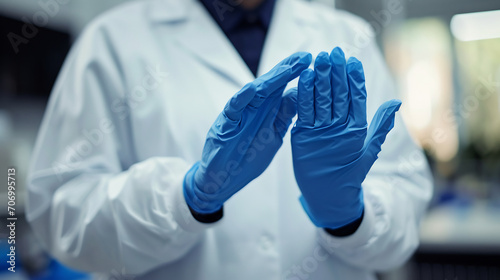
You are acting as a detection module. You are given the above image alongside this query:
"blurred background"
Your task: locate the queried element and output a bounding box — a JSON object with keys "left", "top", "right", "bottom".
{"left": 0, "top": 0, "right": 499, "bottom": 279}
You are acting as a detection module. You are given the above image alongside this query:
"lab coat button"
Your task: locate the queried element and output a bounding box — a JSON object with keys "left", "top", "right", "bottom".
{"left": 260, "top": 233, "right": 274, "bottom": 250}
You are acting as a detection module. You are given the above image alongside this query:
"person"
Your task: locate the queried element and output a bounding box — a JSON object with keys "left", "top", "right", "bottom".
{"left": 26, "top": 0, "right": 433, "bottom": 279}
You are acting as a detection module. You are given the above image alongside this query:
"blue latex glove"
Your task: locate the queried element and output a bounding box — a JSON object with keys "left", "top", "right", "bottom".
{"left": 184, "top": 52, "right": 312, "bottom": 214}
{"left": 291, "top": 48, "right": 402, "bottom": 229}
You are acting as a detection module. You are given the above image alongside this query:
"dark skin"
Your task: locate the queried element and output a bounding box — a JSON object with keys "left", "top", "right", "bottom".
{"left": 240, "top": 0, "right": 266, "bottom": 10}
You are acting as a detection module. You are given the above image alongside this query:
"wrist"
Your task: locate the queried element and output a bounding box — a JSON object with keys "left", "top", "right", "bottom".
{"left": 187, "top": 204, "right": 223, "bottom": 224}
{"left": 299, "top": 194, "right": 364, "bottom": 230}
{"left": 183, "top": 162, "right": 222, "bottom": 215}
{"left": 324, "top": 209, "right": 364, "bottom": 237}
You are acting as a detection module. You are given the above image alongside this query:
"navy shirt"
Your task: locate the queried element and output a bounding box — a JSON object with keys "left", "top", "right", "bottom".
{"left": 200, "top": 0, "right": 276, "bottom": 76}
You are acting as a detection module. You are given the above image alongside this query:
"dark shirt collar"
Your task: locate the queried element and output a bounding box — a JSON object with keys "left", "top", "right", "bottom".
{"left": 200, "top": 0, "right": 276, "bottom": 32}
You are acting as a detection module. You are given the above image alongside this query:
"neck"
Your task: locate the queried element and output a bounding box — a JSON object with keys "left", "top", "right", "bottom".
{"left": 240, "top": 0, "right": 266, "bottom": 10}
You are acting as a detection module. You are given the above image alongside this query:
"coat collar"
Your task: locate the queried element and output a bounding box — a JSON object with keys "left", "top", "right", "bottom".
{"left": 148, "top": 0, "right": 318, "bottom": 27}
{"left": 147, "top": 0, "right": 318, "bottom": 86}
{"left": 148, "top": 0, "right": 190, "bottom": 23}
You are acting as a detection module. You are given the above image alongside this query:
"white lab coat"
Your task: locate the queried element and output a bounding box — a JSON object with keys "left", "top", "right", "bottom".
{"left": 26, "top": 0, "right": 433, "bottom": 279}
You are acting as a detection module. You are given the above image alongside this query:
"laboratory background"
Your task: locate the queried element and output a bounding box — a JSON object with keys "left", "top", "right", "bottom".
{"left": 0, "top": 0, "right": 499, "bottom": 279}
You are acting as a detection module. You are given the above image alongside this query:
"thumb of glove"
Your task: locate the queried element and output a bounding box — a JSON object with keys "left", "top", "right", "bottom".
{"left": 274, "top": 87, "right": 298, "bottom": 138}
{"left": 361, "top": 99, "right": 402, "bottom": 166}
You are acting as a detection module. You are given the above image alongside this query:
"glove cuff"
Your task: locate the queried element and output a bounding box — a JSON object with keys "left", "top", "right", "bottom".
{"left": 299, "top": 194, "right": 364, "bottom": 229}
{"left": 324, "top": 210, "right": 364, "bottom": 236}
{"left": 183, "top": 162, "right": 223, "bottom": 214}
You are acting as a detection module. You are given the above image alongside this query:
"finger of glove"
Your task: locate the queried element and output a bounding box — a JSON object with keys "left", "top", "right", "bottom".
{"left": 297, "top": 69, "right": 315, "bottom": 127}
{"left": 224, "top": 83, "right": 257, "bottom": 121}
{"left": 314, "top": 52, "right": 333, "bottom": 127}
{"left": 347, "top": 57, "right": 368, "bottom": 129}
{"left": 251, "top": 52, "right": 312, "bottom": 108}
{"left": 330, "top": 47, "right": 350, "bottom": 125}
{"left": 274, "top": 87, "right": 298, "bottom": 138}
{"left": 363, "top": 99, "right": 402, "bottom": 161}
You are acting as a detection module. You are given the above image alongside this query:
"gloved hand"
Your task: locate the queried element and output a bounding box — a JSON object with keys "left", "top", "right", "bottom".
{"left": 184, "top": 52, "right": 312, "bottom": 215}
{"left": 291, "top": 48, "right": 402, "bottom": 229}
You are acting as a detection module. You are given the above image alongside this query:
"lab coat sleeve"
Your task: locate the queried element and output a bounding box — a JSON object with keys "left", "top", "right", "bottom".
{"left": 316, "top": 17, "right": 433, "bottom": 271}
{"left": 26, "top": 21, "right": 211, "bottom": 275}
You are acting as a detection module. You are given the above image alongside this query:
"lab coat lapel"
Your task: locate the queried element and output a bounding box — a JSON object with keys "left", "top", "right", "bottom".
{"left": 167, "top": 0, "right": 254, "bottom": 88}
{"left": 258, "top": 0, "right": 315, "bottom": 76}
{"left": 149, "top": 0, "right": 315, "bottom": 86}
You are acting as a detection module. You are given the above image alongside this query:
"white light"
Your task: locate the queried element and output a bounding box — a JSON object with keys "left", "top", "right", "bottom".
{"left": 451, "top": 10, "right": 500, "bottom": 41}
{"left": 405, "top": 61, "right": 440, "bottom": 129}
